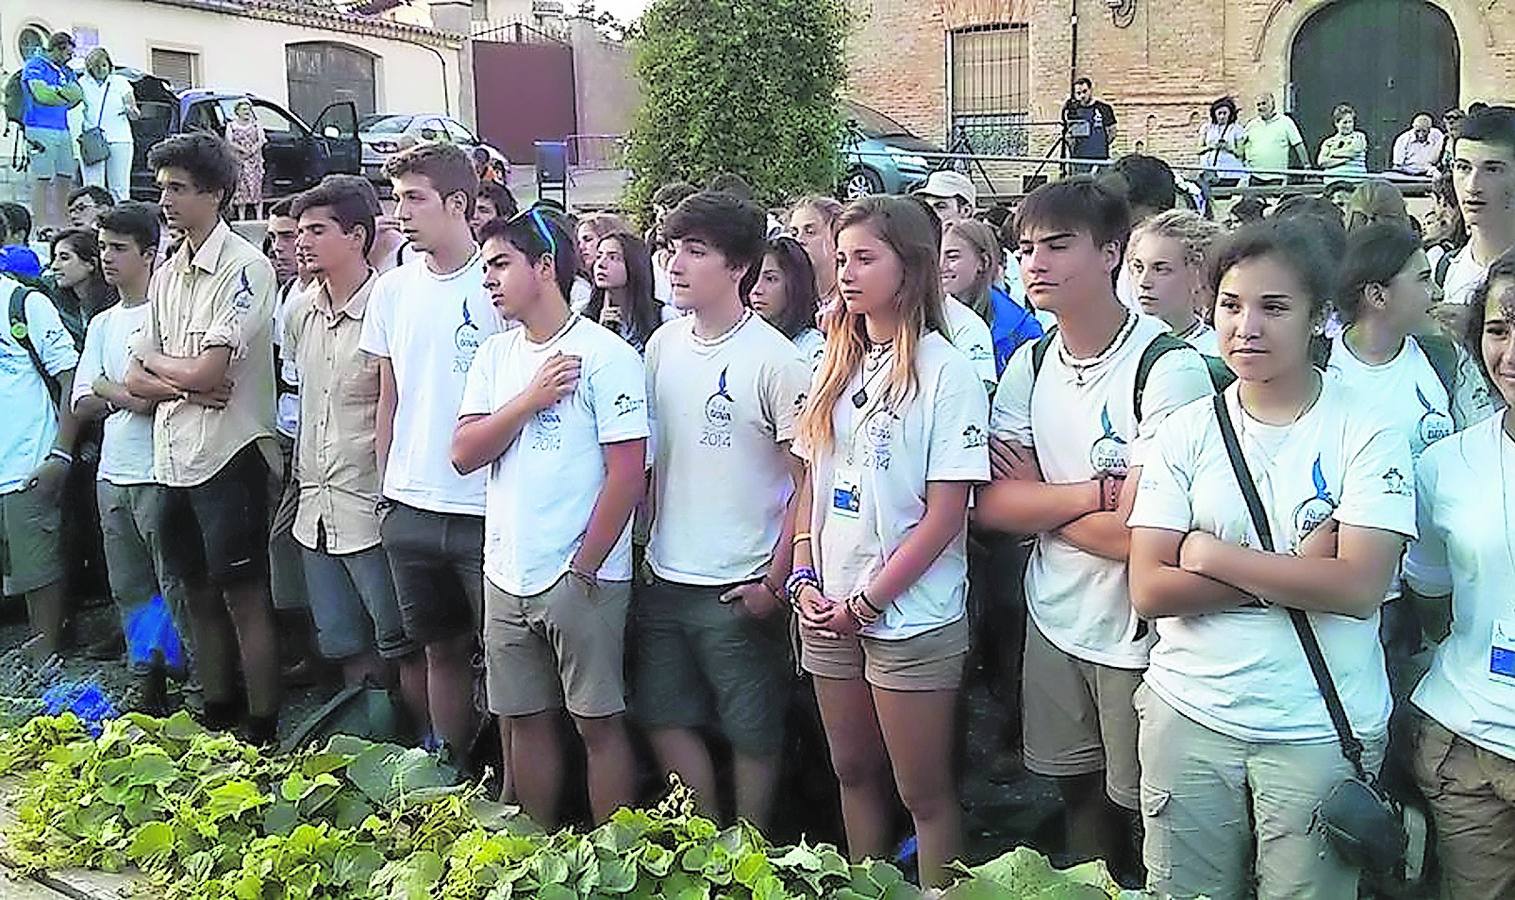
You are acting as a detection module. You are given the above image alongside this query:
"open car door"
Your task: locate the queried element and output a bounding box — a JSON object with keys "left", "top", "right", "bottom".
{"left": 312, "top": 101, "right": 361, "bottom": 178}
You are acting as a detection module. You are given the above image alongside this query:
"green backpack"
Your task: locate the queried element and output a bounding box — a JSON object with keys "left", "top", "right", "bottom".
{"left": 3, "top": 69, "right": 26, "bottom": 125}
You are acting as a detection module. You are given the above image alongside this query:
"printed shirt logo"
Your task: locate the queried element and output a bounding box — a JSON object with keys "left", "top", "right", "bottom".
{"left": 1414, "top": 384, "right": 1453, "bottom": 452}
{"left": 529, "top": 406, "right": 563, "bottom": 451}
{"left": 962, "top": 423, "right": 988, "bottom": 450}
{"left": 1292, "top": 455, "right": 1338, "bottom": 542}
{"left": 613, "top": 392, "right": 642, "bottom": 417}
{"left": 1088, "top": 404, "right": 1130, "bottom": 476}
{"left": 232, "top": 268, "right": 255, "bottom": 311}
{"left": 453, "top": 297, "right": 481, "bottom": 373}
{"left": 1381, "top": 467, "right": 1410, "bottom": 497}
{"left": 700, "top": 365, "right": 735, "bottom": 448}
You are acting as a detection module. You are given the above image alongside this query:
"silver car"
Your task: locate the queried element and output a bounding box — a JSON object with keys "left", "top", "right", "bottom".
{"left": 359, "top": 113, "right": 509, "bottom": 181}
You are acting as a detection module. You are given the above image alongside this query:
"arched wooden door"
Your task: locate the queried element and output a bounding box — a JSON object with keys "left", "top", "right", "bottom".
{"left": 286, "top": 42, "right": 377, "bottom": 126}
{"left": 1290, "top": 0, "right": 1458, "bottom": 171}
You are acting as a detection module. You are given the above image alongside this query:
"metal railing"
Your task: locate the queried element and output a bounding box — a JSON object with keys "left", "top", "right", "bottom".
{"left": 566, "top": 133, "right": 626, "bottom": 170}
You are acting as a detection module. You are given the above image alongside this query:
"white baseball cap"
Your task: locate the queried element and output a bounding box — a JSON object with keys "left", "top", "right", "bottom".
{"left": 913, "top": 170, "right": 978, "bottom": 209}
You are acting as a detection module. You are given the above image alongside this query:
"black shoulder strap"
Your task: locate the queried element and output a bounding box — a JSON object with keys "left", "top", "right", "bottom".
{"left": 1029, "top": 325, "right": 1057, "bottom": 380}
{"left": 1433, "top": 248, "right": 1454, "bottom": 289}
{"left": 1415, "top": 333, "right": 1459, "bottom": 400}
{"left": 1308, "top": 332, "right": 1332, "bottom": 371}
{"left": 1133, "top": 332, "right": 1191, "bottom": 422}
{"left": 8, "top": 285, "right": 58, "bottom": 407}
{"left": 1211, "top": 393, "right": 1367, "bottom": 780}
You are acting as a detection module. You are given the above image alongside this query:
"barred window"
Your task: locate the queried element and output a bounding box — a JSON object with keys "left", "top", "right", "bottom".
{"left": 948, "top": 24, "right": 1030, "bottom": 157}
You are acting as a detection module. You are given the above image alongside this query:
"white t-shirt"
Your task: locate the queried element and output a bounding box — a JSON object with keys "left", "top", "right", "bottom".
{"left": 797, "top": 331, "right": 990, "bottom": 640}
{"left": 646, "top": 312, "right": 810, "bottom": 585}
{"left": 359, "top": 251, "right": 502, "bottom": 515}
{"left": 991, "top": 314, "right": 1215, "bottom": 668}
{"left": 1442, "top": 244, "right": 1490, "bottom": 307}
{"left": 1406, "top": 415, "right": 1515, "bottom": 759}
{"left": 941, "top": 296, "right": 996, "bottom": 389}
{"left": 1328, "top": 334, "right": 1496, "bottom": 462}
{"left": 72, "top": 302, "right": 155, "bottom": 486}
{"left": 1174, "top": 319, "right": 1220, "bottom": 357}
{"left": 570, "top": 277, "right": 592, "bottom": 315}
{"left": 793, "top": 326, "right": 826, "bottom": 373}
{"left": 1129, "top": 380, "right": 1417, "bottom": 743}
{"left": 460, "top": 317, "right": 648, "bottom": 596}
{"left": 79, "top": 73, "right": 134, "bottom": 144}
{"left": 0, "top": 282, "right": 78, "bottom": 494}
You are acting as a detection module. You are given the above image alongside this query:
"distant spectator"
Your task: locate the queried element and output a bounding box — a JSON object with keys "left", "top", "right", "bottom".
{"left": 471, "top": 145, "right": 507, "bottom": 185}
{"left": 67, "top": 185, "right": 115, "bottom": 229}
{"left": 1198, "top": 96, "right": 1246, "bottom": 184}
{"left": 1424, "top": 168, "right": 1467, "bottom": 286}
{"left": 1106, "top": 154, "right": 1177, "bottom": 222}
{"left": 1323, "top": 179, "right": 1357, "bottom": 215}
{"left": 1440, "top": 107, "right": 1465, "bottom": 170}
{"left": 912, "top": 169, "right": 977, "bottom": 230}
{"left": 1392, "top": 113, "right": 1446, "bottom": 177}
{"left": 787, "top": 195, "right": 844, "bottom": 325}
{"left": 1062, "top": 76, "right": 1117, "bottom": 171}
{"left": 1317, "top": 103, "right": 1368, "bottom": 176}
{"left": 1240, "top": 92, "right": 1307, "bottom": 184}
{"left": 471, "top": 182, "right": 518, "bottom": 237}
{"left": 49, "top": 228, "right": 114, "bottom": 334}
{"left": 78, "top": 47, "right": 138, "bottom": 202}
{"left": 0, "top": 202, "right": 43, "bottom": 280}
{"left": 1225, "top": 193, "right": 1268, "bottom": 229}
{"left": 225, "top": 98, "right": 267, "bottom": 220}
{"left": 1344, "top": 179, "right": 1410, "bottom": 232}
{"left": 572, "top": 212, "right": 629, "bottom": 313}
{"left": 22, "top": 31, "right": 83, "bottom": 233}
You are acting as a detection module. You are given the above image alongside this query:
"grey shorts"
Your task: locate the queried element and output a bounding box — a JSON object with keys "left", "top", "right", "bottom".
{"left": 631, "top": 576, "right": 792, "bottom": 757}
{"left": 97, "top": 481, "right": 192, "bottom": 671}
{"left": 1021, "top": 618, "right": 1143, "bottom": 810}
{"left": 0, "top": 485, "right": 63, "bottom": 596}
{"left": 27, "top": 127, "right": 75, "bottom": 181}
{"left": 378, "top": 502, "right": 484, "bottom": 645}
{"left": 484, "top": 574, "right": 630, "bottom": 719}
{"left": 301, "top": 536, "right": 416, "bottom": 662}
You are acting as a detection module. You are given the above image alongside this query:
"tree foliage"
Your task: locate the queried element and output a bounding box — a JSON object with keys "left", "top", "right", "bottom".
{"left": 623, "top": 0, "right": 847, "bottom": 213}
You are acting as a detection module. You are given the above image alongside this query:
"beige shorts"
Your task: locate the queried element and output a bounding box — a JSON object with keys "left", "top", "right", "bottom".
{"left": 1136, "top": 683, "right": 1386, "bottom": 900}
{"left": 0, "top": 486, "right": 63, "bottom": 596}
{"left": 1412, "top": 715, "right": 1515, "bottom": 900}
{"left": 1021, "top": 618, "right": 1142, "bottom": 810}
{"left": 801, "top": 616, "right": 968, "bottom": 692}
{"left": 483, "top": 574, "right": 630, "bottom": 719}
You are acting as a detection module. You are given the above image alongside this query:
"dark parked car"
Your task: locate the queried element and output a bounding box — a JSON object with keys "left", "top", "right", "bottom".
{"left": 126, "top": 71, "right": 360, "bottom": 202}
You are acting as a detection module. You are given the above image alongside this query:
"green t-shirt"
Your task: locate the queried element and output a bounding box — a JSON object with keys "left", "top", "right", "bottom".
{"left": 1242, "top": 115, "right": 1304, "bottom": 173}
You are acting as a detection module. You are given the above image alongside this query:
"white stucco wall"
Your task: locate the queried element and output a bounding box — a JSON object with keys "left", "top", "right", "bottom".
{"left": 0, "top": 0, "right": 462, "bottom": 117}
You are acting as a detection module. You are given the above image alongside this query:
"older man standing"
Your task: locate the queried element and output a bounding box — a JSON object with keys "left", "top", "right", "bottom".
{"left": 21, "top": 32, "right": 83, "bottom": 233}
{"left": 1392, "top": 112, "right": 1447, "bottom": 177}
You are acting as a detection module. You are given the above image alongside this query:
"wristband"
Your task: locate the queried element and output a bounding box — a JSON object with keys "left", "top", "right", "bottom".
{"left": 846, "top": 592, "right": 881, "bottom": 626}
{"left": 784, "top": 567, "right": 820, "bottom": 605}
{"left": 46, "top": 448, "right": 73, "bottom": 466}
{"left": 792, "top": 532, "right": 812, "bottom": 547}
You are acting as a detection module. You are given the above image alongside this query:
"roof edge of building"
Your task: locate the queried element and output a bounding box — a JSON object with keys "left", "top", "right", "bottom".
{"left": 143, "top": 0, "right": 465, "bottom": 46}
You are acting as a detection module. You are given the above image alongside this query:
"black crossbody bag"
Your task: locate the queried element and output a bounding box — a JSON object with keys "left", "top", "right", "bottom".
{"left": 1210, "top": 393, "right": 1408, "bottom": 877}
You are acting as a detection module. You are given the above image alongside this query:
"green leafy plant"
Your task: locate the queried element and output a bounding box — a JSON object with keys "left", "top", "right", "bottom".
{"left": 622, "top": 0, "right": 847, "bottom": 215}
{"left": 0, "top": 713, "right": 1142, "bottom": 899}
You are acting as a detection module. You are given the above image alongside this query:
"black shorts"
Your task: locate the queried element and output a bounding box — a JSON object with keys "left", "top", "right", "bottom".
{"left": 378, "top": 501, "right": 484, "bottom": 645}
{"left": 160, "top": 443, "right": 271, "bottom": 588}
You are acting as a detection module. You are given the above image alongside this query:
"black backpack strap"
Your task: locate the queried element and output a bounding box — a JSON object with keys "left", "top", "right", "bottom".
{"left": 1433, "top": 248, "right": 1454, "bottom": 290}
{"left": 1210, "top": 393, "right": 1368, "bottom": 780}
{"left": 8, "top": 285, "right": 59, "bottom": 407}
{"left": 1133, "top": 332, "right": 1192, "bottom": 422}
{"left": 1415, "top": 334, "right": 1459, "bottom": 401}
{"left": 1029, "top": 326, "right": 1057, "bottom": 380}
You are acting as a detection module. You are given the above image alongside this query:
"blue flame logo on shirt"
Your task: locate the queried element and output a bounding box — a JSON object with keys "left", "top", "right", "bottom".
{"left": 1291, "top": 455, "right": 1337, "bottom": 539}
{"left": 231, "top": 268, "right": 254, "bottom": 311}
{"left": 701, "top": 366, "right": 735, "bottom": 447}
{"left": 1414, "top": 384, "right": 1453, "bottom": 451}
{"left": 453, "top": 297, "right": 482, "bottom": 372}
{"left": 1088, "top": 404, "right": 1130, "bottom": 476}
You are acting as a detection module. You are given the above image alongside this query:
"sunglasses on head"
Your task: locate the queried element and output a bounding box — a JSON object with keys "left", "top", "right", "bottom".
{"left": 510, "top": 207, "right": 558, "bottom": 260}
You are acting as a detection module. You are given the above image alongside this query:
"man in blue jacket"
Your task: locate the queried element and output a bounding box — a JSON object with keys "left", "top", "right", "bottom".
{"left": 22, "top": 32, "right": 83, "bottom": 233}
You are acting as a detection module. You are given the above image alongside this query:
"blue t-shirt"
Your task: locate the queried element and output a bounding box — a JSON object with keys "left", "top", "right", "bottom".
{"left": 21, "top": 54, "right": 73, "bottom": 131}
{"left": 988, "top": 283, "right": 1043, "bottom": 376}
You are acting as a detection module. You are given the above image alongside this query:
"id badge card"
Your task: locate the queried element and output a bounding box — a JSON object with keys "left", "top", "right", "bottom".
{"left": 1490, "top": 619, "right": 1515, "bottom": 684}
{"left": 831, "top": 468, "right": 862, "bottom": 521}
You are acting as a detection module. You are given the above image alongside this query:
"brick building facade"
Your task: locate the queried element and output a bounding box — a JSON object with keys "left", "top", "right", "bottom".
{"left": 845, "top": 0, "right": 1515, "bottom": 179}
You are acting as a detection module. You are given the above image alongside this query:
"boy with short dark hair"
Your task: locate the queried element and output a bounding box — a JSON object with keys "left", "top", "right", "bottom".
{"left": 67, "top": 185, "right": 116, "bottom": 229}
{"left": 453, "top": 210, "right": 647, "bottom": 825}
{"left": 73, "top": 202, "right": 187, "bottom": 698}
{"left": 125, "top": 132, "right": 282, "bottom": 742}
{"left": 1441, "top": 108, "right": 1515, "bottom": 314}
{"left": 977, "top": 177, "right": 1214, "bottom": 882}
{"left": 636, "top": 190, "right": 809, "bottom": 827}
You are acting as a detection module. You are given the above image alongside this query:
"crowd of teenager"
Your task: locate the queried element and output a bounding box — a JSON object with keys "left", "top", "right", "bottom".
{"left": 1, "top": 100, "right": 1514, "bottom": 900}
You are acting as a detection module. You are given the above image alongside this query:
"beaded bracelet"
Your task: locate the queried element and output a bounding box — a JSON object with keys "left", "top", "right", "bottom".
{"left": 784, "top": 567, "right": 820, "bottom": 606}
{"left": 846, "top": 592, "right": 881, "bottom": 626}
